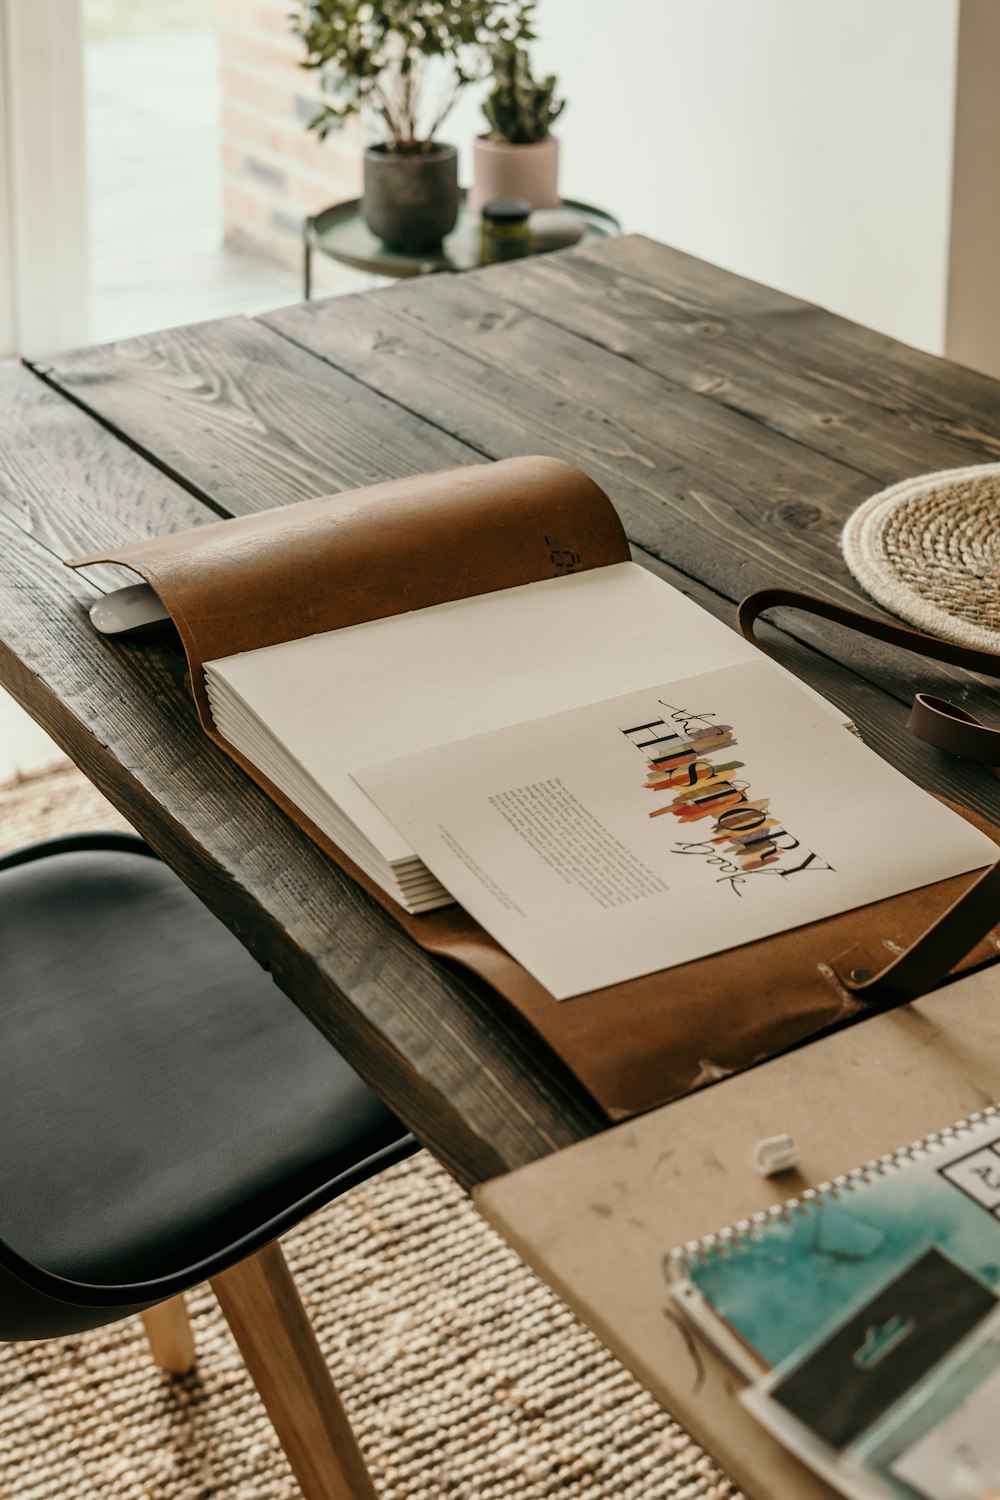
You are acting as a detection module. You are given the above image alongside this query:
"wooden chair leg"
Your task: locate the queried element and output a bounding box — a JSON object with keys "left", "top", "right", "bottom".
{"left": 211, "top": 1240, "right": 378, "bottom": 1500}
{"left": 141, "top": 1293, "right": 196, "bottom": 1375}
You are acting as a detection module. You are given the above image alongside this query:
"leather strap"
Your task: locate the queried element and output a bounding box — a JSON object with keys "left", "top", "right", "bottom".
{"left": 738, "top": 587, "right": 1000, "bottom": 1006}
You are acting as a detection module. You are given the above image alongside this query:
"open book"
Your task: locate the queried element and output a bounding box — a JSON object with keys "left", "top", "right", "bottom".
{"left": 203, "top": 559, "right": 844, "bottom": 915}
{"left": 202, "top": 558, "right": 992, "bottom": 998}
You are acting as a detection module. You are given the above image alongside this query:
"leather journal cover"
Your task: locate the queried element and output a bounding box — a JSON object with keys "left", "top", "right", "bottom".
{"left": 69, "top": 456, "right": 1000, "bottom": 1119}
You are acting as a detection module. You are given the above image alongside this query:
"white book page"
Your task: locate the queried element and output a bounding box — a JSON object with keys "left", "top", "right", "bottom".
{"left": 353, "top": 660, "right": 995, "bottom": 999}
{"left": 206, "top": 562, "right": 786, "bottom": 869}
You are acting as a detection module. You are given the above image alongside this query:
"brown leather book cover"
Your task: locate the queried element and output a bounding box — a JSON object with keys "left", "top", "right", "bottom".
{"left": 70, "top": 456, "right": 1000, "bottom": 1119}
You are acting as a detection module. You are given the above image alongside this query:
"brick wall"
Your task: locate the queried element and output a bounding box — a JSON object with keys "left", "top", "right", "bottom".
{"left": 218, "top": 0, "right": 362, "bottom": 274}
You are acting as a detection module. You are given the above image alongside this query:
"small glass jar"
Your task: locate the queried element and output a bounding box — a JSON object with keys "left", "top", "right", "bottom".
{"left": 480, "top": 198, "right": 532, "bottom": 264}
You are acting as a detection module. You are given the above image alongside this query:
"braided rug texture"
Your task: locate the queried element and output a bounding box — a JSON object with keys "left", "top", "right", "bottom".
{"left": 841, "top": 463, "right": 1000, "bottom": 651}
{"left": 0, "top": 761, "right": 738, "bottom": 1500}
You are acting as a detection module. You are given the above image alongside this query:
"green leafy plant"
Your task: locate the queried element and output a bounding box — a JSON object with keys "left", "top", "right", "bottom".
{"left": 293, "top": 1, "right": 536, "bottom": 153}
{"left": 482, "top": 38, "right": 563, "bottom": 144}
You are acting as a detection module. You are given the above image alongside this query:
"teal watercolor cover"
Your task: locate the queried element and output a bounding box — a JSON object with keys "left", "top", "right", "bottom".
{"left": 688, "top": 1124, "right": 1000, "bottom": 1370}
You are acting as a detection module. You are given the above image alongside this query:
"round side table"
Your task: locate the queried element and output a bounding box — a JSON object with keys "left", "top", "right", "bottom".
{"left": 302, "top": 194, "right": 621, "bottom": 298}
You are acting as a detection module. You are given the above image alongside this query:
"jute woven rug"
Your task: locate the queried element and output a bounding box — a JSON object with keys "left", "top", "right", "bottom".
{"left": 0, "top": 761, "right": 738, "bottom": 1500}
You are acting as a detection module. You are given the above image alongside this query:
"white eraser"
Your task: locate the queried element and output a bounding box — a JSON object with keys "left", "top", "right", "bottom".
{"left": 753, "top": 1134, "right": 800, "bottom": 1177}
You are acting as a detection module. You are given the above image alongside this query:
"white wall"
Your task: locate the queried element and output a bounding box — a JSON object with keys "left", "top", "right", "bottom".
{"left": 0, "top": 3, "right": 15, "bottom": 357}
{"left": 0, "top": 0, "right": 90, "bottom": 358}
{"left": 946, "top": 0, "right": 1000, "bottom": 376}
{"left": 454, "top": 0, "right": 962, "bottom": 356}
{"left": 0, "top": 1, "right": 89, "bottom": 772}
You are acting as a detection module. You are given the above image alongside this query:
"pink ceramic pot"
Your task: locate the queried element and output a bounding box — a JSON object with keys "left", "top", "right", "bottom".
{"left": 470, "top": 135, "right": 560, "bottom": 214}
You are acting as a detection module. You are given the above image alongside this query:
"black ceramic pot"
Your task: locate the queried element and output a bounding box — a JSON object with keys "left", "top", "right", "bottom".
{"left": 363, "top": 142, "right": 460, "bottom": 253}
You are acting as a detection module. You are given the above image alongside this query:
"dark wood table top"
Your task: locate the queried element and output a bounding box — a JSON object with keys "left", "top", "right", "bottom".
{"left": 4, "top": 234, "right": 1000, "bottom": 1190}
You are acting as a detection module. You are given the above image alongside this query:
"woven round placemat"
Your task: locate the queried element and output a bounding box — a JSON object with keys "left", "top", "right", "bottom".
{"left": 0, "top": 761, "right": 738, "bottom": 1500}
{"left": 841, "top": 463, "right": 1000, "bottom": 652}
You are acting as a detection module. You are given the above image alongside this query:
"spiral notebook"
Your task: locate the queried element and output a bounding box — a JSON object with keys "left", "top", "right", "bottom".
{"left": 667, "top": 1110, "right": 1000, "bottom": 1499}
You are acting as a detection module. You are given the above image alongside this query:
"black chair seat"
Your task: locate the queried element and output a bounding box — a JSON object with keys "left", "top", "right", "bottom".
{"left": 0, "top": 834, "right": 414, "bottom": 1332}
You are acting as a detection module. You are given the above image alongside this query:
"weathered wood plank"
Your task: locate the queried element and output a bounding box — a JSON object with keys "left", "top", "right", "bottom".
{"left": 38, "top": 291, "right": 960, "bottom": 730}
{"left": 0, "top": 363, "right": 605, "bottom": 1187}
{"left": 37, "top": 290, "right": 896, "bottom": 625}
{"left": 34, "top": 284, "right": 992, "bottom": 746}
{"left": 263, "top": 278, "right": 1000, "bottom": 736}
{"left": 266, "top": 278, "right": 874, "bottom": 600}
{"left": 35, "top": 290, "right": 990, "bottom": 824}
{"left": 0, "top": 364, "right": 210, "bottom": 594}
{"left": 568, "top": 238, "right": 816, "bottom": 320}
{"left": 576, "top": 236, "right": 1000, "bottom": 452}
{"left": 11, "top": 344, "right": 992, "bottom": 830}
{"left": 466, "top": 247, "right": 995, "bottom": 477}
{"left": 30, "top": 315, "right": 476, "bottom": 515}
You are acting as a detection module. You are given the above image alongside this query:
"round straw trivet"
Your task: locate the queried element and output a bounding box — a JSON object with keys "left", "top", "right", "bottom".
{"left": 841, "top": 463, "right": 1000, "bottom": 652}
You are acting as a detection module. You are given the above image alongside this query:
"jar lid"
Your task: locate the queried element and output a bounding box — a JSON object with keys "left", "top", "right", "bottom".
{"left": 481, "top": 198, "right": 532, "bottom": 224}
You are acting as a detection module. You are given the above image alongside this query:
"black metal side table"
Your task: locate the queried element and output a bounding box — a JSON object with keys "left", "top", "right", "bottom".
{"left": 302, "top": 194, "right": 620, "bottom": 298}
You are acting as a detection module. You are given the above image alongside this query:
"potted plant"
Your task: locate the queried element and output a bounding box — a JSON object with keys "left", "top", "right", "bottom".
{"left": 294, "top": 1, "right": 535, "bottom": 254}
{"left": 470, "top": 39, "right": 565, "bottom": 214}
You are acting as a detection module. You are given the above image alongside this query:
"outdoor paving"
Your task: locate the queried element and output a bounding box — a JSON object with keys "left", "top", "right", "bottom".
{"left": 86, "top": 29, "right": 311, "bottom": 344}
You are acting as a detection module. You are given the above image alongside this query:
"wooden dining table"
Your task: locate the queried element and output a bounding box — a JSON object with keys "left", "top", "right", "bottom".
{"left": 4, "top": 231, "right": 1000, "bottom": 1209}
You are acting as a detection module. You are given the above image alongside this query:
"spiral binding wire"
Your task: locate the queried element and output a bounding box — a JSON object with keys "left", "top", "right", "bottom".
{"left": 669, "top": 1103, "right": 1000, "bottom": 1270}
